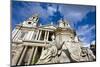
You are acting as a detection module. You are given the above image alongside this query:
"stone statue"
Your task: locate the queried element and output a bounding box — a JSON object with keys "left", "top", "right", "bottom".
{"left": 36, "top": 34, "right": 59, "bottom": 64}
{"left": 64, "top": 41, "right": 82, "bottom": 62}
{"left": 37, "top": 33, "right": 71, "bottom": 64}
{"left": 64, "top": 41, "right": 95, "bottom": 62}
{"left": 80, "top": 47, "right": 95, "bottom": 61}
{"left": 36, "top": 27, "right": 95, "bottom": 64}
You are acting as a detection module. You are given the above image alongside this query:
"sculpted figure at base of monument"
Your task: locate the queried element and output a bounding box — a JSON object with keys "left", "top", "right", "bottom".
{"left": 36, "top": 22, "right": 95, "bottom": 64}
{"left": 36, "top": 35, "right": 59, "bottom": 64}
{"left": 36, "top": 37, "right": 95, "bottom": 64}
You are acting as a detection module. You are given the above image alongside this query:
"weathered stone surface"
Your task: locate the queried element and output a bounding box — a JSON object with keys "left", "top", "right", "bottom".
{"left": 36, "top": 45, "right": 58, "bottom": 64}
{"left": 12, "top": 15, "right": 96, "bottom": 65}
{"left": 36, "top": 29, "right": 95, "bottom": 64}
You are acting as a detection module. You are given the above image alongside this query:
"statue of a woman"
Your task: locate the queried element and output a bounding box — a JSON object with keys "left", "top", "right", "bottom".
{"left": 36, "top": 34, "right": 59, "bottom": 64}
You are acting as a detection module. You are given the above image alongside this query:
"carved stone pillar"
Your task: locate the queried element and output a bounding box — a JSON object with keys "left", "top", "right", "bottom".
{"left": 25, "top": 31, "right": 32, "bottom": 40}
{"left": 13, "top": 30, "right": 21, "bottom": 41}
{"left": 17, "top": 46, "right": 27, "bottom": 65}
{"left": 44, "top": 31, "right": 47, "bottom": 41}
{"left": 12, "top": 28, "right": 18, "bottom": 39}
{"left": 27, "top": 47, "right": 35, "bottom": 65}
{"left": 12, "top": 46, "right": 24, "bottom": 66}
{"left": 31, "top": 47, "right": 38, "bottom": 64}
{"left": 46, "top": 31, "right": 49, "bottom": 41}
{"left": 38, "top": 30, "right": 42, "bottom": 40}
{"left": 29, "top": 31, "right": 34, "bottom": 40}
{"left": 35, "top": 30, "right": 39, "bottom": 40}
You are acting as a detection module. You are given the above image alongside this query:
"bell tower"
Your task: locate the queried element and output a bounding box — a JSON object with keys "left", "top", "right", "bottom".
{"left": 22, "top": 14, "right": 39, "bottom": 27}
{"left": 58, "top": 18, "right": 71, "bottom": 28}
{"left": 55, "top": 18, "right": 76, "bottom": 49}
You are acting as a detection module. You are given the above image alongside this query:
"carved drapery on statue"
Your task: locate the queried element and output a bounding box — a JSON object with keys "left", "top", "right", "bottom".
{"left": 36, "top": 38, "right": 59, "bottom": 64}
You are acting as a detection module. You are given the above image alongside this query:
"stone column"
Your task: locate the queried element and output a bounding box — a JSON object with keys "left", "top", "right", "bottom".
{"left": 17, "top": 46, "right": 27, "bottom": 65}
{"left": 38, "top": 30, "right": 42, "bottom": 40}
{"left": 28, "top": 31, "right": 34, "bottom": 40}
{"left": 25, "top": 31, "right": 32, "bottom": 40}
{"left": 46, "top": 31, "right": 49, "bottom": 41}
{"left": 12, "top": 46, "right": 24, "bottom": 66}
{"left": 12, "top": 28, "right": 18, "bottom": 39}
{"left": 23, "top": 32, "right": 28, "bottom": 40}
{"left": 13, "top": 30, "right": 21, "bottom": 41}
{"left": 31, "top": 47, "right": 38, "bottom": 64}
{"left": 35, "top": 30, "right": 39, "bottom": 40}
{"left": 30, "top": 31, "right": 35, "bottom": 40}
{"left": 44, "top": 31, "right": 47, "bottom": 41}
{"left": 27, "top": 47, "right": 35, "bottom": 65}
{"left": 31, "top": 31, "right": 37, "bottom": 40}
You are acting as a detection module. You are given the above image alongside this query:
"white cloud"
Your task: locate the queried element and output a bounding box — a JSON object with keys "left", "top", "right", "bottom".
{"left": 47, "top": 6, "right": 56, "bottom": 15}
{"left": 77, "top": 24, "right": 95, "bottom": 36}
{"left": 82, "top": 40, "right": 95, "bottom": 47}
{"left": 59, "top": 4, "right": 95, "bottom": 24}
{"left": 82, "top": 42, "right": 90, "bottom": 47}
{"left": 91, "top": 40, "right": 96, "bottom": 45}
{"left": 76, "top": 24, "right": 95, "bottom": 46}
{"left": 64, "top": 11, "right": 86, "bottom": 23}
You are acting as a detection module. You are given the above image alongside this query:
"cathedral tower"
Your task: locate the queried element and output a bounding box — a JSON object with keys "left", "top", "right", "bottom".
{"left": 22, "top": 14, "right": 39, "bottom": 27}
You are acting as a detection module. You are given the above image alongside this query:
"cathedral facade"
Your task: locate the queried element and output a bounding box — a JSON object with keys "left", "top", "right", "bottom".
{"left": 11, "top": 15, "right": 95, "bottom": 66}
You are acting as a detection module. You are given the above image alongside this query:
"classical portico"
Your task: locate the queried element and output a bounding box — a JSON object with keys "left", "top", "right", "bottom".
{"left": 11, "top": 15, "right": 56, "bottom": 66}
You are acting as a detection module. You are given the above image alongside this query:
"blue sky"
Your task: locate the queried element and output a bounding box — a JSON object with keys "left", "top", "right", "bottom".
{"left": 12, "top": 1, "right": 96, "bottom": 47}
